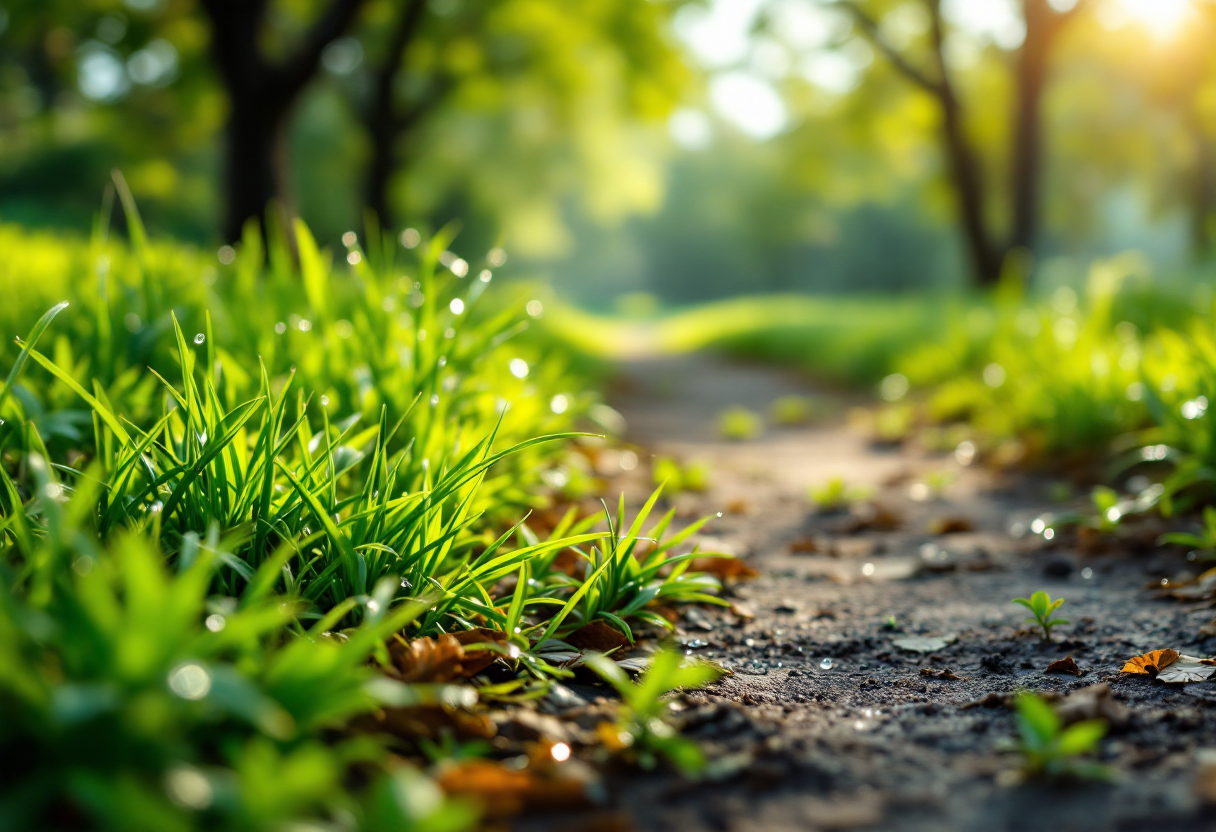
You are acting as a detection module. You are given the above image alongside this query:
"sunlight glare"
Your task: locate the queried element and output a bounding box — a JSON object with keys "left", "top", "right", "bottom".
{"left": 1106, "top": 0, "right": 1194, "bottom": 39}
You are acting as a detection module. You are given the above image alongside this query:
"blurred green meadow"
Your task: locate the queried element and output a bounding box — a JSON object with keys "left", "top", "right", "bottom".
{"left": 8, "top": 0, "right": 1216, "bottom": 828}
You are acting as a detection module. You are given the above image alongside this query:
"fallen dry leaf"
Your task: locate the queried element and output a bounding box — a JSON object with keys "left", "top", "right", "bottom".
{"left": 788, "top": 536, "right": 820, "bottom": 554}
{"left": 436, "top": 759, "right": 589, "bottom": 818}
{"left": 689, "top": 556, "right": 760, "bottom": 582}
{"left": 726, "top": 497, "right": 751, "bottom": 515}
{"left": 359, "top": 705, "right": 497, "bottom": 743}
{"left": 1157, "top": 655, "right": 1216, "bottom": 684}
{"left": 1046, "top": 655, "right": 1082, "bottom": 676}
{"left": 1055, "top": 684, "right": 1130, "bottom": 729}
{"left": 1201, "top": 616, "right": 1216, "bottom": 639}
{"left": 565, "top": 620, "right": 631, "bottom": 653}
{"left": 892, "top": 634, "right": 957, "bottom": 654}
{"left": 1121, "top": 649, "right": 1180, "bottom": 676}
{"left": 920, "top": 667, "right": 964, "bottom": 680}
{"left": 928, "top": 516, "right": 975, "bottom": 535}
{"left": 388, "top": 634, "right": 466, "bottom": 683}
{"left": 452, "top": 628, "right": 509, "bottom": 676}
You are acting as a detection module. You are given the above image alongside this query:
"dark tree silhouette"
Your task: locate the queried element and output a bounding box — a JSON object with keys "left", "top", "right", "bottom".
{"left": 199, "top": 0, "right": 369, "bottom": 242}
{"left": 841, "top": 0, "right": 1084, "bottom": 286}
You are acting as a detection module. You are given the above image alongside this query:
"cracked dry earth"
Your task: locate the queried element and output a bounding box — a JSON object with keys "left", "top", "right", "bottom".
{"left": 566, "top": 354, "right": 1216, "bottom": 832}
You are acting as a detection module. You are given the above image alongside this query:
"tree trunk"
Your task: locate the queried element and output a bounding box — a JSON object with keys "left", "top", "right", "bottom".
{"left": 201, "top": 0, "right": 368, "bottom": 242}
{"left": 222, "top": 96, "right": 290, "bottom": 243}
{"left": 362, "top": 0, "right": 429, "bottom": 231}
{"left": 1009, "top": 0, "right": 1056, "bottom": 255}
{"left": 926, "top": 0, "right": 1002, "bottom": 285}
{"left": 939, "top": 88, "right": 1003, "bottom": 285}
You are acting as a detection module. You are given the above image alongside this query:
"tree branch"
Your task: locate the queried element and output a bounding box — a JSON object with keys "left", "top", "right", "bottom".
{"left": 835, "top": 0, "right": 942, "bottom": 95}
{"left": 371, "top": 0, "right": 429, "bottom": 126}
{"left": 277, "top": 0, "right": 370, "bottom": 99}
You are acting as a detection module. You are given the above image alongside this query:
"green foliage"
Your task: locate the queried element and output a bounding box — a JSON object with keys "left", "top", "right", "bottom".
{"left": 1012, "top": 590, "right": 1069, "bottom": 642}
{"left": 652, "top": 455, "right": 711, "bottom": 493}
{"left": 527, "top": 490, "right": 729, "bottom": 647}
{"left": 584, "top": 648, "right": 721, "bottom": 775}
{"left": 1012, "top": 692, "right": 1110, "bottom": 781}
{"left": 809, "top": 476, "right": 874, "bottom": 512}
{"left": 0, "top": 481, "right": 475, "bottom": 832}
{"left": 717, "top": 406, "right": 761, "bottom": 441}
{"left": 769, "top": 395, "right": 816, "bottom": 426}
{"left": 1159, "top": 505, "right": 1216, "bottom": 559}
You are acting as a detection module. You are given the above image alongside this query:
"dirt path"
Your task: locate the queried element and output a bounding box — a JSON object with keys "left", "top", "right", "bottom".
{"left": 600, "top": 353, "right": 1216, "bottom": 832}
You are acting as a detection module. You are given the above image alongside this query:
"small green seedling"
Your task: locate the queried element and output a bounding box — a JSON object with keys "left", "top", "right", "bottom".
{"left": 1160, "top": 505, "right": 1216, "bottom": 561}
{"left": 652, "top": 455, "right": 711, "bottom": 493}
{"left": 770, "top": 395, "right": 815, "bottom": 426}
{"left": 1011, "top": 692, "right": 1109, "bottom": 780}
{"left": 585, "top": 648, "right": 722, "bottom": 775}
{"left": 809, "top": 476, "right": 874, "bottom": 512}
{"left": 1090, "top": 486, "right": 1124, "bottom": 532}
{"left": 1011, "top": 590, "right": 1069, "bottom": 641}
{"left": 717, "top": 406, "right": 761, "bottom": 441}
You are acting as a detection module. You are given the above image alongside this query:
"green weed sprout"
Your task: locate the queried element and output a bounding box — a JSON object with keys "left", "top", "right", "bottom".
{"left": 770, "top": 395, "right": 815, "bottom": 426}
{"left": 1012, "top": 692, "right": 1109, "bottom": 781}
{"left": 652, "top": 455, "right": 712, "bottom": 493}
{"left": 1159, "top": 505, "right": 1216, "bottom": 560}
{"left": 1012, "top": 590, "right": 1069, "bottom": 641}
{"left": 1091, "top": 486, "right": 1124, "bottom": 532}
{"left": 584, "top": 648, "right": 721, "bottom": 775}
{"left": 717, "top": 406, "right": 761, "bottom": 441}
{"left": 809, "top": 476, "right": 874, "bottom": 512}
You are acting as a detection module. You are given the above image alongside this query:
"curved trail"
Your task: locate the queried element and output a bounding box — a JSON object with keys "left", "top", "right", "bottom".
{"left": 602, "top": 353, "right": 1213, "bottom": 832}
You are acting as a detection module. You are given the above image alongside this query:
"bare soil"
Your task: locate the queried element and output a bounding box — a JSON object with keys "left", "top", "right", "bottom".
{"left": 550, "top": 354, "right": 1216, "bottom": 832}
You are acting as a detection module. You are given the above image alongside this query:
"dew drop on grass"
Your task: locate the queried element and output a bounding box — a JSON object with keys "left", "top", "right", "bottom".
{"left": 275, "top": 322, "right": 287, "bottom": 334}
{"left": 400, "top": 578, "right": 411, "bottom": 589}
{"left": 193, "top": 333, "right": 205, "bottom": 345}
{"left": 168, "top": 663, "right": 211, "bottom": 700}
{"left": 430, "top": 394, "right": 440, "bottom": 407}
{"left": 509, "top": 358, "right": 529, "bottom": 379}
{"left": 820, "top": 658, "right": 833, "bottom": 670}
{"left": 205, "top": 614, "right": 225, "bottom": 632}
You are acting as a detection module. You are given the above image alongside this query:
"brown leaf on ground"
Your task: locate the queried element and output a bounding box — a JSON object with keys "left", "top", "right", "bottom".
{"left": 689, "top": 556, "right": 760, "bottom": 581}
{"left": 565, "top": 620, "right": 631, "bottom": 653}
{"left": 928, "top": 516, "right": 975, "bottom": 535}
{"left": 920, "top": 667, "right": 964, "bottom": 680}
{"left": 359, "top": 705, "right": 497, "bottom": 743}
{"left": 551, "top": 548, "right": 585, "bottom": 577}
{"left": 834, "top": 503, "right": 902, "bottom": 533}
{"left": 726, "top": 497, "right": 751, "bottom": 515}
{"left": 452, "top": 628, "right": 509, "bottom": 676}
{"left": 1046, "top": 655, "right": 1082, "bottom": 676}
{"left": 648, "top": 604, "right": 680, "bottom": 624}
{"left": 1055, "top": 684, "right": 1130, "bottom": 729}
{"left": 789, "top": 536, "right": 820, "bottom": 554}
{"left": 1121, "top": 649, "right": 1180, "bottom": 675}
{"left": 436, "top": 759, "right": 590, "bottom": 818}
{"left": 388, "top": 634, "right": 466, "bottom": 683}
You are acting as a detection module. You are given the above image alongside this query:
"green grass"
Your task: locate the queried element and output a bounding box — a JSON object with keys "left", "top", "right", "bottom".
{"left": 0, "top": 205, "right": 731, "bottom": 831}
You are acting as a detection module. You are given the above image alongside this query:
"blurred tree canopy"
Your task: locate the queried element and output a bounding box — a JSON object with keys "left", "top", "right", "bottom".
{"left": 0, "top": 0, "right": 690, "bottom": 250}
{"left": 2, "top": 0, "right": 1216, "bottom": 300}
